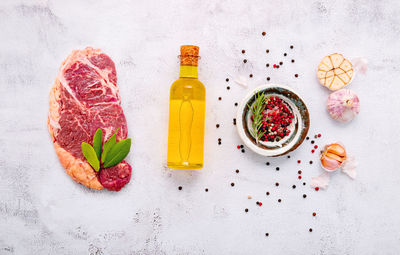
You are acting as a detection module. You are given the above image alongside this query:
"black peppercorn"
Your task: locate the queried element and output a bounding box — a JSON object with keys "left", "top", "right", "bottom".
{"left": 218, "top": 97, "right": 222, "bottom": 101}
{"left": 292, "top": 185, "right": 296, "bottom": 189}
{"left": 275, "top": 182, "right": 279, "bottom": 186}
{"left": 216, "top": 124, "right": 220, "bottom": 128}
{"left": 291, "top": 59, "right": 295, "bottom": 63}
{"left": 205, "top": 188, "right": 208, "bottom": 192}
{"left": 278, "top": 199, "right": 282, "bottom": 203}
{"left": 245, "top": 208, "right": 249, "bottom": 212}
{"left": 266, "top": 49, "right": 269, "bottom": 53}
{"left": 290, "top": 45, "right": 294, "bottom": 49}
{"left": 241, "top": 149, "right": 245, "bottom": 153}
{"left": 311, "top": 140, "right": 315, "bottom": 144}
{"left": 226, "top": 78, "right": 229, "bottom": 82}
{"left": 276, "top": 167, "right": 280, "bottom": 171}
{"left": 279, "top": 62, "right": 283, "bottom": 65}
{"left": 266, "top": 63, "right": 269, "bottom": 67}
{"left": 266, "top": 162, "right": 270, "bottom": 166}
{"left": 243, "top": 59, "right": 247, "bottom": 63}
{"left": 266, "top": 192, "right": 270, "bottom": 196}
{"left": 242, "top": 50, "right": 245, "bottom": 54}
{"left": 295, "top": 74, "right": 299, "bottom": 78}
{"left": 178, "top": 186, "right": 182, "bottom": 190}
{"left": 284, "top": 53, "right": 287, "bottom": 56}
{"left": 303, "top": 194, "right": 307, "bottom": 198}
{"left": 249, "top": 74, "right": 253, "bottom": 78}
{"left": 234, "top": 102, "right": 238, "bottom": 106}
{"left": 236, "top": 169, "right": 239, "bottom": 173}
{"left": 227, "top": 86, "right": 230, "bottom": 90}
{"left": 231, "top": 183, "right": 235, "bottom": 187}
{"left": 262, "top": 32, "right": 266, "bottom": 36}
{"left": 265, "top": 233, "right": 269, "bottom": 237}
{"left": 267, "top": 77, "right": 270, "bottom": 81}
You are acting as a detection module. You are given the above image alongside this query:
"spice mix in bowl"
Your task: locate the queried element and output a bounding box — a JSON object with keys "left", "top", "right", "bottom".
{"left": 236, "top": 84, "right": 310, "bottom": 157}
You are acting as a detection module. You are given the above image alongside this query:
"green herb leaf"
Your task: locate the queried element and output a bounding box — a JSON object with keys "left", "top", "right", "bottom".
{"left": 81, "top": 142, "right": 100, "bottom": 172}
{"left": 101, "top": 128, "right": 119, "bottom": 163}
{"left": 248, "top": 92, "right": 269, "bottom": 144}
{"left": 92, "top": 128, "right": 103, "bottom": 160}
{"left": 103, "top": 138, "right": 131, "bottom": 168}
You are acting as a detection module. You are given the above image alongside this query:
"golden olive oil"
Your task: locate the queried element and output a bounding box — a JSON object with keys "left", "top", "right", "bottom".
{"left": 167, "top": 46, "right": 205, "bottom": 169}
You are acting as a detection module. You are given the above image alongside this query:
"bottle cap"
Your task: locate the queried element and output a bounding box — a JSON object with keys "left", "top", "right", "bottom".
{"left": 179, "top": 45, "right": 200, "bottom": 66}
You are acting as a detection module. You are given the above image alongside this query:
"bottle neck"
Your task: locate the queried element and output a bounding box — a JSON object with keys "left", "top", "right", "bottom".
{"left": 179, "top": 65, "right": 198, "bottom": 78}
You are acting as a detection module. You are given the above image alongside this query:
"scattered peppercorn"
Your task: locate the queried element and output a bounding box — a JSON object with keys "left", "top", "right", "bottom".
{"left": 266, "top": 192, "right": 270, "bottom": 196}
{"left": 218, "top": 138, "right": 221, "bottom": 141}
{"left": 278, "top": 199, "right": 282, "bottom": 203}
{"left": 279, "top": 61, "right": 283, "bottom": 65}
{"left": 295, "top": 74, "right": 299, "bottom": 78}
{"left": 240, "top": 145, "right": 244, "bottom": 148}
{"left": 227, "top": 86, "right": 230, "bottom": 90}
{"left": 309, "top": 228, "right": 313, "bottom": 232}
{"left": 292, "top": 185, "right": 296, "bottom": 189}
{"left": 265, "top": 233, "right": 269, "bottom": 237}
{"left": 256, "top": 201, "right": 259, "bottom": 205}
{"left": 266, "top": 63, "right": 269, "bottom": 67}
{"left": 309, "top": 161, "right": 313, "bottom": 164}
{"left": 287, "top": 155, "right": 291, "bottom": 158}
{"left": 276, "top": 65, "right": 280, "bottom": 69}
{"left": 291, "top": 59, "right": 295, "bottom": 63}
{"left": 275, "top": 182, "right": 279, "bottom": 186}
{"left": 231, "top": 182, "right": 235, "bottom": 187}
{"left": 267, "top": 77, "right": 270, "bottom": 81}
{"left": 216, "top": 124, "right": 220, "bottom": 128}
{"left": 266, "top": 49, "right": 269, "bottom": 53}
{"left": 266, "top": 162, "right": 270, "bottom": 166}
{"left": 234, "top": 102, "right": 238, "bottom": 106}
{"left": 218, "top": 97, "right": 222, "bottom": 101}
{"left": 226, "top": 78, "right": 229, "bottom": 82}
{"left": 233, "top": 118, "right": 236, "bottom": 125}
{"left": 241, "top": 149, "right": 245, "bottom": 153}
{"left": 311, "top": 140, "right": 315, "bottom": 144}
{"left": 303, "top": 182, "right": 306, "bottom": 186}
{"left": 303, "top": 194, "right": 307, "bottom": 198}
{"left": 242, "top": 49, "right": 246, "bottom": 54}
{"left": 290, "top": 45, "right": 294, "bottom": 49}
{"left": 178, "top": 186, "right": 182, "bottom": 190}
{"left": 205, "top": 188, "right": 208, "bottom": 192}
{"left": 306, "top": 136, "right": 309, "bottom": 140}
{"left": 276, "top": 167, "right": 280, "bottom": 171}
{"left": 314, "top": 135, "right": 318, "bottom": 139}
{"left": 262, "top": 32, "right": 266, "bottom": 36}
{"left": 245, "top": 208, "right": 249, "bottom": 212}
{"left": 218, "top": 142, "right": 221, "bottom": 145}
{"left": 236, "top": 169, "right": 239, "bottom": 173}
{"left": 298, "top": 170, "right": 302, "bottom": 174}
{"left": 249, "top": 74, "right": 253, "bottom": 78}
{"left": 243, "top": 59, "right": 247, "bottom": 63}
{"left": 284, "top": 53, "right": 287, "bottom": 56}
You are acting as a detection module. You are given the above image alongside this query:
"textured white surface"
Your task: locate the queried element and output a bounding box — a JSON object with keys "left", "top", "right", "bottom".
{"left": 1, "top": 0, "right": 400, "bottom": 254}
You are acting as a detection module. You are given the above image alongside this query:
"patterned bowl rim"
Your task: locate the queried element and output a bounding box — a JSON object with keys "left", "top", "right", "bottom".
{"left": 236, "top": 84, "right": 310, "bottom": 157}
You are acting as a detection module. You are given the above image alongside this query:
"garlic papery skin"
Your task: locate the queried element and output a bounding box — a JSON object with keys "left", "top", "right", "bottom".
{"left": 327, "top": 89, "right": 360, "bottom": 122}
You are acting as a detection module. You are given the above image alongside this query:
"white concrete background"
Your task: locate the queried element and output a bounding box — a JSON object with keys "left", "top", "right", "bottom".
{"left": 0, "top": 0, "right": 399, "bottom": 254}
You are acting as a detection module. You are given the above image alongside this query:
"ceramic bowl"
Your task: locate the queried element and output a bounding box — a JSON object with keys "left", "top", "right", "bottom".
{"left": 236, "top": 84, "right": 310, "bottom": 157}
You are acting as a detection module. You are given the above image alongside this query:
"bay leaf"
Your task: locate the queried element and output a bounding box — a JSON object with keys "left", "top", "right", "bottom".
{"left": 81, "top": 142, "right": 100, "bottom": 172}
{"left": 101, "top": 128, "right": 119, "bottom": 163}
{"left": 103, "top": 138, "right": 131, "bottom": 168}
{"left": 92, "top": 128, "right": 103, "bottom": 160}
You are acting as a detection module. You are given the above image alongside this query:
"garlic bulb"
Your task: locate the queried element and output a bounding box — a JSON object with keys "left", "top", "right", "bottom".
{"left": 327, "top": 89, "right": 360, "bottom": 122}
{"left": 320, "top": 143, "right": 347, "bottom": 171}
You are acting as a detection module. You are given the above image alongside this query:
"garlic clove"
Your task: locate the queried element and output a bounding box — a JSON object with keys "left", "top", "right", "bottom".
{"left": 325, "top": 153, "right": 345, "bottom": 165}
{"left": 321, "top": 155, "right": 341, "bottom": 170}
{"left": 326, "top": 143, "right": 346, "bottom": 157}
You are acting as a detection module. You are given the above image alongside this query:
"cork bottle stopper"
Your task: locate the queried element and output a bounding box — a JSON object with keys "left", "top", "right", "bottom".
{"left": 180, "top": 45, "right": 200, "bottom": 66}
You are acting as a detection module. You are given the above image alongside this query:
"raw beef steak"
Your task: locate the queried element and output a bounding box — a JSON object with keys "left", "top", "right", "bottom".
{"left": 48, "top": 47, "right": 132, "bottom": 191}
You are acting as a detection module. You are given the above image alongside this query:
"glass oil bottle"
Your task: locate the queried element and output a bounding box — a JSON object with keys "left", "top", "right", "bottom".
{"left": 167, "top": 45, "right": 206, "bottom": 169}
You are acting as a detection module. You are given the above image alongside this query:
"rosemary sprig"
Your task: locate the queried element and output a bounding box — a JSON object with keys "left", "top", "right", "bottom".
{"left": 248, "top": 92, "right": 269, "bottom": 144}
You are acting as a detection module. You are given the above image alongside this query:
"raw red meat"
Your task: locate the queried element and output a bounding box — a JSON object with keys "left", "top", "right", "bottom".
{"left": 48, "top": 47, "right": 132, "bottom": 191}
